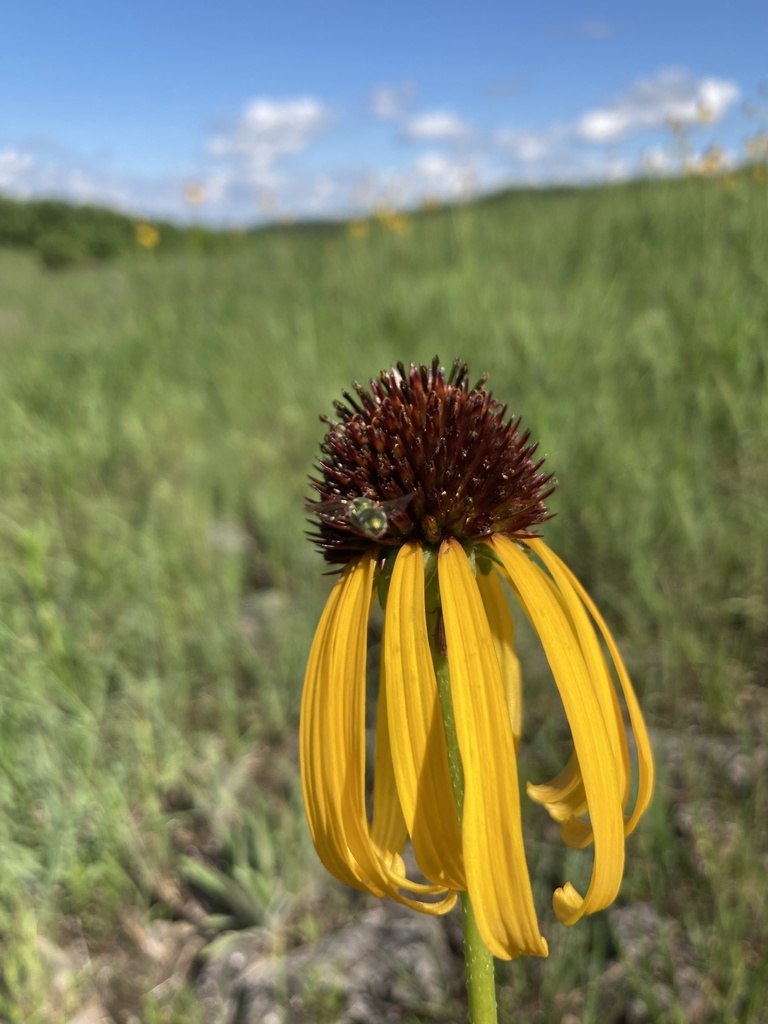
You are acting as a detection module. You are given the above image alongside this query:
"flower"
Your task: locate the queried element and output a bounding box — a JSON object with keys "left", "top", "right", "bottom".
{"left": 700, "top": 144, "right": 726, "bottom": 177}
{"left": 696, "top": 103, "right": 715, "bottom": 124}
{"left": 374, "top": 206, "right": 412, "bottom": 235}
{"left": 301, "top": 358, "right": 654, "bottom": 960}
{"left": 135, "top": 222, "right": 160, "bottom": 249}
{"left": 347, "top": 218, "right": 370, "bottom": 240}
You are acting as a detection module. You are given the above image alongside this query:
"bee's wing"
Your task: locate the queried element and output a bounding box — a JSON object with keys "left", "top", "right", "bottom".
{"left": 380, "top": 492, "right": 416, "bottom": 514}
{"left": 306, "top": 498, "right": 350, "bottom": 520}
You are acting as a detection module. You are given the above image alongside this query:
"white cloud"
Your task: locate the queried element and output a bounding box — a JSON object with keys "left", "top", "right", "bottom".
{"left": 406, "top": 152, "right": 479, "bottom": 198}
{"left": 0, "top": 144, "right": 204, "bottom": 219}
{"left": 403, "top": 110, "right": 472, "bottom": 142}
{"left": 641, "top": 146, "right": 678, "bottom": 175}
{"left": 494, "top": 129, "right": 555, "bottom": 163}
{"left": 577, "top": 69, "right": 739, "bottom": 142}
{"left": 0, "top": 69, "right": 748, "bottom": 225}
{"left": 0, "top": 148, "right": 34, "bottom": 189}
{"left": 0, "top": 146, "right": 127, "bottom": 205}
{"left": 208, "top": 97, "right": 332, "bottom": 173}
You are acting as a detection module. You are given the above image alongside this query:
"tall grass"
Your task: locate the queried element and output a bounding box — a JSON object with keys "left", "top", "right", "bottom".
{"left": 1, "top": 172, "right": 767, "bottom": 1020}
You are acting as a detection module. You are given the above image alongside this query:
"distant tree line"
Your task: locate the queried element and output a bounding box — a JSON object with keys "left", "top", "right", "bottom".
{"left": 0, "top": 194, "right": 245, "bottom": 269}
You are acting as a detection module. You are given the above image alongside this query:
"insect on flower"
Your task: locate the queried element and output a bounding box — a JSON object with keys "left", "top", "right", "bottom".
{"left": 308, "top": 493, "right": 415, "bottom": 541}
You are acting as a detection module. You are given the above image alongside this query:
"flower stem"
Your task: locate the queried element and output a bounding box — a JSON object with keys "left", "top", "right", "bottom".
{"left": 426, "top": 564, "right": 498, "bottom": 1024}
{"left": 459, "top": 892, "right": 499, "bottom": 1024}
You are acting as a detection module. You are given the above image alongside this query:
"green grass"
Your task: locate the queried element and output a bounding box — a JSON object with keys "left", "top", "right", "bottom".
{"left": 1, "top": 171, "right": 767, "bottom": 1021}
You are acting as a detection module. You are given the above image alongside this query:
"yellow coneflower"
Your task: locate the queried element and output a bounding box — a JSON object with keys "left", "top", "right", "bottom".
{"left": 700, "top": 145, "right": 726, "bottom": 177}
{"left": 301, "top": 358, "right": 653, "bottom": 964}
{"left": 384, "top": 213, "right": 412, "bottom": 235}
{"left": 135, "top": 222, "right": 160, "bottom": 249}
{"left": 696, "top": 102, "right": 715, "bottom": 124}
{"left": 744, "top": 132, "right": 768, "bottom": 162}
{"left": 347, "top": 219, "right": 370, "bottom": 240}
{"left": 374, "top": 206, "right": 412, "bottom": 235}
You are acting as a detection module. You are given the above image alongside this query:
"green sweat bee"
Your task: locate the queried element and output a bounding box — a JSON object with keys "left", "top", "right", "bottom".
{"left": 312, "top": 493, "right": 415, "bottom": 541}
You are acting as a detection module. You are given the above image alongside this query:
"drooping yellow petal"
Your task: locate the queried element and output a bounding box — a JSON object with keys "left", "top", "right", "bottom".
{"left": 560, "top": 817, "right": 598, "bottom": 850}
{"left": 300, "top": 552, "right": 456, "bottom": 914}
{"left": 528, "top": 540, "right": 654, "bottom": 835}
{"left": 527, "top": 752, "right": 587, "bottom": 823}
{"left": 512, "top": 572, "right": 592, "bottom": 829}
{"left": 491, "top": 536, "right": 625, "bottom": 926}
{"left": 301, "top": 561, "right": 369, "bottom": 892}
{"left": 439, "top": 539, "right": 548, "bottom": 960}
{"left": 476, "top": 568, "right": 523, "bottom": 749}
{"left": 527, "top": 538, "right": 630, "bottom": 813}
{"left": 384, "top": 542, "right": 465, "bottom": 889}
{"left": 371, "top": 657, "right": 408, "bottom": 861}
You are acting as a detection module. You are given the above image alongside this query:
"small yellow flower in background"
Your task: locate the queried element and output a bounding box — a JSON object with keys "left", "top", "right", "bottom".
{"left": 421, "top": 195, "right": 441, "bottom": 212}
{"left": 696, "top": 103, "right": 715, "bottom": 124}
{"left": 749, "top": 133, "right": 768, "bottom": 183}
{"left": 374, "top": 205, "right": 412, "bottom": 235}
{"left": 385, "top": 213, "right": 412, "bottom": 235}
{"left": 302, "top": 358, "right": 654, "bottom": 961}
{"left": 744, "top": 132, "right": 768, "bottom": 162}
{"left": 348, "top": 219, "right": 370, "bottom": 240}
{"left": 700, "top": 145, "right": 726, "bottom": 176}
{"left": 184, "top": 182, "right": 206, "bottom": 205}
{"left": 135, "top": 222, "right": 160, "bottom": 249}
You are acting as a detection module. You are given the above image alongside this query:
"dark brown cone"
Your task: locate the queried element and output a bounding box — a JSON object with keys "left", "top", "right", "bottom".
{"left": 307, "top": 356, "right": 555, "bottom": 566}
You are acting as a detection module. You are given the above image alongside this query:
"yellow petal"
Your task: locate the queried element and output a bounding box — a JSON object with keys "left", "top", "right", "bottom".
{"left": 384, "top": 542, "right": 465, "bottom": 889}
{"left": 300, "top": 552, "right": 456, "bottom": 914}
{"left": 515, "top": 572, "right": 592, "bottom": 830}
{"left": 528, "top": 540, "right": 655, "bottom": 835}
{"left": 371, "top": 657, "right": 408, "bottom": 860}
{"left": 475, "top": 568, "right": 523, "bottom": 749}
{"left": 301, "top": 561, "right": 367, "bottom": 891}
{"left": 527, "top": 539, "right": 630, "bottom": 813}
{"left": 526, "top": 752, "right": 587, "bottom": 823}
{"left": 560, "top": 817, "right": 597, "bottom": 850}
{"left": 491, "top": 536, "right": 625, "bottom": 926}
{"left": 439, "top": 539, "right": 548, "bottom": 959}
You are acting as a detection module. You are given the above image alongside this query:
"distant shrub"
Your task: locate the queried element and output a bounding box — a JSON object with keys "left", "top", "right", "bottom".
{"left": 0, "top": 191, "right": 294, "bottom": 263}
{"left": 34, "top": 230, "right": 89, "bottom": 270}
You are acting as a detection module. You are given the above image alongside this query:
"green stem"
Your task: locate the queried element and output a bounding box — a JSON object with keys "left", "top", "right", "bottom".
{"left": 425, "top": 561, "right": 498, "bottom": 1024}
{"left": 459, "top": 892, "right": 499, "bottom": 1024}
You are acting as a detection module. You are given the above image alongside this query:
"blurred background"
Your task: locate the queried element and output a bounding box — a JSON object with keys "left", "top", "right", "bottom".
{"left": 1, "top": 3, "right": 767, "bottom": 1022}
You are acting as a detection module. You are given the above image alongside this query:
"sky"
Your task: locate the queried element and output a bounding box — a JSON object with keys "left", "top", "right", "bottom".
{"left": 1, "top": 0, "right": 766, "bottom": 225}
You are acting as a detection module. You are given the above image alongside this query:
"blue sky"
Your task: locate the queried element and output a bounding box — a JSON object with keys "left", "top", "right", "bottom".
{"left": 1, "top": 1, "right": 766, "bottom": 223}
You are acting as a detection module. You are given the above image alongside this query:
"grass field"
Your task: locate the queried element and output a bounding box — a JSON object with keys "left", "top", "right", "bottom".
{"left": 1, "top": 172, "right": 767, "bottom": 1022}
